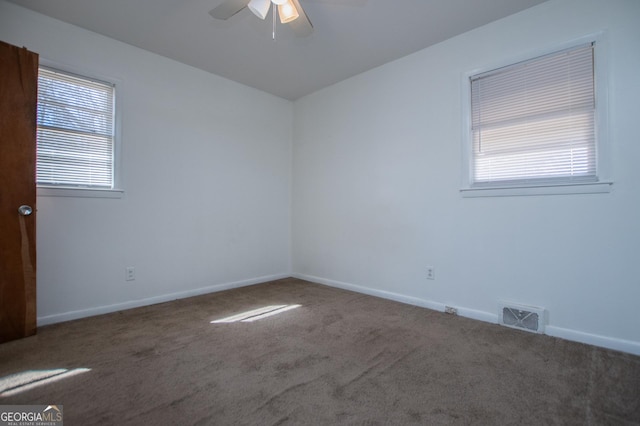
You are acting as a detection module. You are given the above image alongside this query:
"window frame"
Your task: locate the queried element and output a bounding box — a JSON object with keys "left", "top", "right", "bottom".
{"left": 37, "top": 59, "right": 123, "bottom": 199}
{"left": 460, "top": 32, "right": 612, "bottom": 198}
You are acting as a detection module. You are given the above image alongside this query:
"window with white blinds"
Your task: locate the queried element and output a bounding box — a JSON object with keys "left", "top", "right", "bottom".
{"left": 37, "top": 67, "right": 115, "bottom": 189}
{"left": 469, "top": 43, "right": 596, "bottom": 188}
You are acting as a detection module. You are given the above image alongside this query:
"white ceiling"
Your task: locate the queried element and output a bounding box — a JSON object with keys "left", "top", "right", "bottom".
{"left": 7, "top": 0, "right": 547, "bottom": 100}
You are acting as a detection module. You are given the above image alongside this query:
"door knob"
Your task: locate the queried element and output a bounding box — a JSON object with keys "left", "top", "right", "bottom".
{"left": 18, "top": 205, "right": 33, "bottom": 216}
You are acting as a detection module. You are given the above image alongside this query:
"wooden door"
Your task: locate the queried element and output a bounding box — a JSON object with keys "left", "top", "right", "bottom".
{"left": 0, "top": 40, "right": 38, "bottom": 343}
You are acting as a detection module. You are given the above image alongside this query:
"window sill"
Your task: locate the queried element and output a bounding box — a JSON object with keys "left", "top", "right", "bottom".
{"left": 37, "top": 186, "right": 124, "bottom": 199}
{"left": 460, "top": 181, "right": 613, "bottom": 198}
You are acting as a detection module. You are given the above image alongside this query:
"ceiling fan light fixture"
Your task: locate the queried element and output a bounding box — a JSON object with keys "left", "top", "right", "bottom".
{"left": 278, "top": 0, "right": 299, "bottom": 24}
{"left": 248, "top": 0, "right": 271, "bottom": 20}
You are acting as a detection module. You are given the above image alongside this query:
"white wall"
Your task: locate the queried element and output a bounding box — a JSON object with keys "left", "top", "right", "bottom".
{"left": 293, "top": 0, "right": 640, "bottom": 355}
{"left": 0, "top": 1, "right": 293, "bottom": 323}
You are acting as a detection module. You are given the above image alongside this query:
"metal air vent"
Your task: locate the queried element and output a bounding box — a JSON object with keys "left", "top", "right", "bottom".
{"left": 498, "top": 301, "right": 546, "bottom": 334}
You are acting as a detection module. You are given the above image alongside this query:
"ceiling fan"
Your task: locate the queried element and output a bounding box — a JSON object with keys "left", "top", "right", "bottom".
{"left": 209, "top": 0, "right": 313, "bottom": 37}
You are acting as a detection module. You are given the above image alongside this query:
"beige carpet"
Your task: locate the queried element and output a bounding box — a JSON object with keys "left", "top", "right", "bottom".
{"left": 0, "top": 278, "right": 638, "bottom": 425}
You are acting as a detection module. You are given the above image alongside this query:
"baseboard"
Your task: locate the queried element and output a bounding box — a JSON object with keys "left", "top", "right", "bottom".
{"left": 454, "top": 307, "right": 499, "bottom": 325}
{"left": 291, "top": 273, "right": 446, "bottom": 312}
{"left": 293, "top": 273, "right": 640, "bottom": 356}
{"left": 37, "top": 273, "right": 290, "bottom": 326}
{"left": 545, "top": 326, "right": 640, "bottom": 356}
{"left": 293, "top": 273, "right": 498, "bottom": 324}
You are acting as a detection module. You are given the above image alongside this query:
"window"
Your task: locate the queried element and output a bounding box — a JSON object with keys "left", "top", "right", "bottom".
{"left": 37, "top": 66, "right": 116, "bottom": 190}
{"left": 462, "top": 39, "right": 610, "bottom": 196}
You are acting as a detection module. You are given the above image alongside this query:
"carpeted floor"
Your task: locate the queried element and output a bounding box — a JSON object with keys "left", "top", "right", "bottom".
{"left": 0, "top": 278, "right": 639, "bottom": 425}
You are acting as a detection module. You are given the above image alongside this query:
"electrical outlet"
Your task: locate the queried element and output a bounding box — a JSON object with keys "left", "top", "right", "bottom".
{"left": 125, "top": 266, "right": 135, "bottom": 281}
{"left": 426, "top": 266, "right": 435, "bottom": 280}
{"left": 445, "top": 306, "right": 458, "bottom": 315}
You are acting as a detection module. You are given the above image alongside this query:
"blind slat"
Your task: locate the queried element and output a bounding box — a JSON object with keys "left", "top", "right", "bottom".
{"left": 37, "top": 67, "right": 115, "bottom": 189}
{"left": 470, "top": 43, "right": 596, "bottom": 185}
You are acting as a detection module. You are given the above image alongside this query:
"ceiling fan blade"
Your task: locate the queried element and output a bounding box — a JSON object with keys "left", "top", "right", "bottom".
{"left": 209, "top": 0, "right": 250, "bottom": 20}
{"left": 289, "top": 0, "right": 313, "bottom": 37}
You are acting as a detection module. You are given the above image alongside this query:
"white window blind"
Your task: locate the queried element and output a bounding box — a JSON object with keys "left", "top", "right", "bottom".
{"left": 37, "top": 67, "right": 115, "bottom": 189}
{"left": 470, "top": 43, "right": 596, "bottom": 187}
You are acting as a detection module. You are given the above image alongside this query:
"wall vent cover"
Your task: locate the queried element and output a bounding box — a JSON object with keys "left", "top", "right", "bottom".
{"left": 498, "top": 301, "right": 546, "bottom": 334}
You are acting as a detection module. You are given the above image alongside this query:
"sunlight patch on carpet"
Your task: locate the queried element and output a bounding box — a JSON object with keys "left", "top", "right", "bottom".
{"left": 0, "top": 368, "right": 91, "bottom": 397}
{"left": 211, "top": 305, "right": 301, "bottom": 323}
